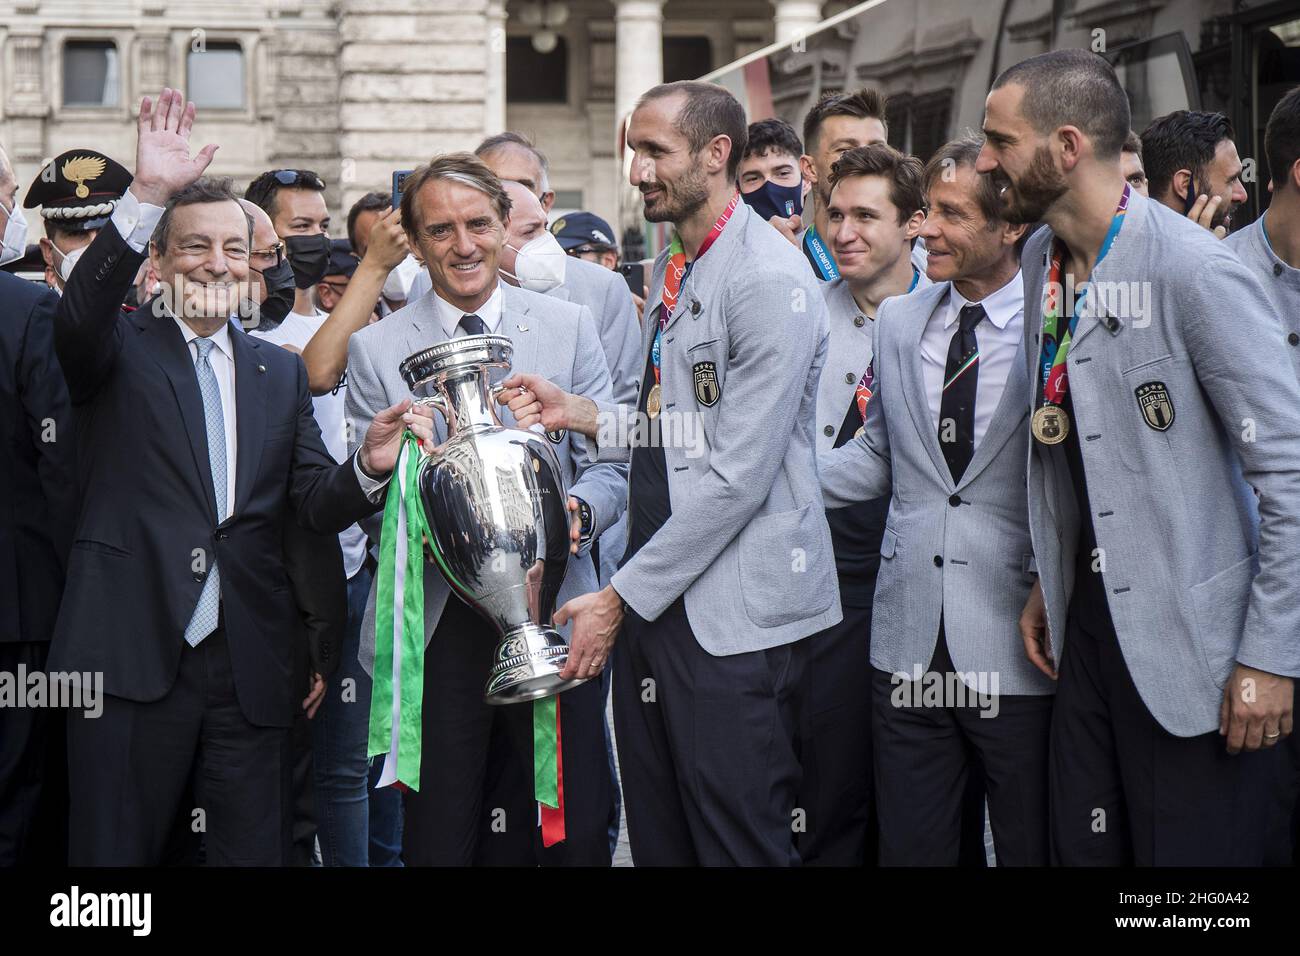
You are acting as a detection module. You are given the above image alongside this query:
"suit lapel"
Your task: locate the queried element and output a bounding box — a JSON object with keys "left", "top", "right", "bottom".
{"left": 899, "top": 286, "right": 954, "bottom": 487}
{"left": 500, "top": 286, "right": 539, "bottom": 389}
{"left": 955, "top": 339, "right": 1029, "bottom": 492}
{"left": 138, "top": 305, "right": 218, "bottom": 518}
{"left": 230, "top": 322, "right": 266, "bottom": 517}
{"left": 660, "top": 199, "right": 750, "bottom": 335}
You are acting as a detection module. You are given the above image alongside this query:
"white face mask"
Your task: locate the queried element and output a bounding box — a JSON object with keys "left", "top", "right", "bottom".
{"left": 52, "top": 241, "right": 86, "bottom": 283}
{"left": 0, "top": 197, "right": 28, "bottom": 267}
{"left": 381, "top": 253, "right": 424, "bottom": 301}
{"left": 503, "top": 230, "right": 567, "bottom": 294}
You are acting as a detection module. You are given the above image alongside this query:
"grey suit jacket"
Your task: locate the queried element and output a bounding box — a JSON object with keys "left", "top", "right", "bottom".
{"left": 1225, "top": 214, "right": 1300, "bottom": 378}
{"left": 819, "top": 280, "right": 1053, "bottom": 695}
{"left": 344, "top": 281, "right": 628, "bottom": 675}
{"left": 814, "top": 279, "right": 873, "bottom": 453}
{"left": 1023, "top": 189, "right": 1300, "bottom": 735}
{"left": 591, "top": 200, "right": 842, "bottom": 655}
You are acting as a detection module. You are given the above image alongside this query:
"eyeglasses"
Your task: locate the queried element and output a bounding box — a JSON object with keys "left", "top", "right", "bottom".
{"left": 318, "top": 279, "right": 350, "bottom": 296}
{"left": 269, "top": 169, "right": 326, "bottom": 190}
{"left": 251, "top": 241, "right": 285, "bottom": 267}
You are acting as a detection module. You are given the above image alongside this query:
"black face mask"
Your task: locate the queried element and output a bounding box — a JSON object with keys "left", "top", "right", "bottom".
{"left": 283, "top": 233, "right": 331, "bottom": 290}
{"left": 250, "top": 258, "right": 298, "bottom": 330}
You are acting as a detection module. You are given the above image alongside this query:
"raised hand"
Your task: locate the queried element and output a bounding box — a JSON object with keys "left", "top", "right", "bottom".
{"left": 132, "top": 88, "right": 219, "bottom": 206}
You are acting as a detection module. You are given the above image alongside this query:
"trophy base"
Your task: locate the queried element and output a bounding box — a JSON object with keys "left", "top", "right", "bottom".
{"left": 484, "top": 623, "right": 588, "bottom": 705}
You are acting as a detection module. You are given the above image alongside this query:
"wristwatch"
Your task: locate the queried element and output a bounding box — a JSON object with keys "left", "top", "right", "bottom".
{"left": 574, "top": 496, "right": 594, "bottom": 547}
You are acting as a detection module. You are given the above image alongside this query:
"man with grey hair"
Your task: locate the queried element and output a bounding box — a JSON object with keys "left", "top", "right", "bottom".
{"left": 49, "top": 89, "right": 427, "bottom": 864}
{"left": 981, "top": 49, "right": 1300, "bottom": 865}
{"left": 346, "top": 151, "right": 626, "bottom": 866}
{"left": 476, "top": 131, "right": 555, "bottom": 212}
{"left": 0, "top": 141, "right": 76, "bottom": 864}
{"left": 819, "top": 134, "right": 1053, "bottom": 864}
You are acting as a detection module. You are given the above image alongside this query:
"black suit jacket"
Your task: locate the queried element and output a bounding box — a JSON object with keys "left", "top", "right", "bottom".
{"left": 48, "top": 222, "right": 380, "bottom": 727}
{"left": 0, "top": 271, "right": 76, "bottom": 644}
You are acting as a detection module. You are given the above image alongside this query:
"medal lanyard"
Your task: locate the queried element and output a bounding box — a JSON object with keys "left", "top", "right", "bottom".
{"left": 1037, "top": 184, "right": 1130, "bottom": 408}
{"left": 805, "top": 224, "right": 840, "bottom": 281}
{"left": 652, "top": 192, "right": 740, "bottom": 390}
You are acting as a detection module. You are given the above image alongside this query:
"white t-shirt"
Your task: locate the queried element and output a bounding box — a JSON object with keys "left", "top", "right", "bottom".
{"left": 252, "top": 309, "right": 369, "bottom": 579}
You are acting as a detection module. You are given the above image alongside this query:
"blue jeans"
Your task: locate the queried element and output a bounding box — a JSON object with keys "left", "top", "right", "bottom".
{"left": 311, "top": 564, "right": 402, "bottom": 866}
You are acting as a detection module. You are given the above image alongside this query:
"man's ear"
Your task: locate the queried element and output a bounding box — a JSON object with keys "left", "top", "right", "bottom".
{"left": 1172, "top": 168, "right": 1193, "bottom": 202}
{"left": 904, "top": 207, "right": 926, "bottom": 242}
{"left": 38, "top": 236, "right": 54, "bottom": 269}
{"left": 1004, "top": 221, "right": 1028, "bottom": 248}
{"left": 800, "top": 153, "right": 817, "bottom": 190}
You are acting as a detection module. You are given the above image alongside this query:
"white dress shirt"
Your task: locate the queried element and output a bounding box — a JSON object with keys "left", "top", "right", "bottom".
{"left": 174, "top": 319, "right": 239, "bottom": 518}
{"left": 433, "top": 284, "right": 503, "bottom": 338}
{"left": 112, "top": 189, "right": 390, "bottom": 509}
{"left": 919, "top": 269, "right": 1024, "bottom": 451}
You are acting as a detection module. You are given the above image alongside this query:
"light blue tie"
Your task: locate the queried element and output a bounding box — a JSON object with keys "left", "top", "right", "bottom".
{"left": 184, "top": 336, "right": 227, "bottom": 647}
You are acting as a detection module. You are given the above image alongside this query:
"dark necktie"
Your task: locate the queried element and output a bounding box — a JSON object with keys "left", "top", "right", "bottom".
{"left": 458, "top": 313, "right": 488, "bottom": 336}
{"left": 938, "top": 303, "right": 985, "bottom": 484}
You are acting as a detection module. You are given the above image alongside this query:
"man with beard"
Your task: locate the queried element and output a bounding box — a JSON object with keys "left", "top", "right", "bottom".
{"left": 978, "top": 50, "right": 1300, "bottom": 865}
{"left": 497, "top": 80, "right": 840, "bottom": 865}
{"left": 1140, "top": 110, "right": 1247, "bottom": 238}
{"left": 49, "top": 88, "right": 431, "bottom": 864}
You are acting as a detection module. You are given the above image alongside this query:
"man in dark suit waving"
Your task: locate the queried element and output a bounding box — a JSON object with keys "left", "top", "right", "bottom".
{"left": 49, "top": 88, "right": 432, "bottom": 865}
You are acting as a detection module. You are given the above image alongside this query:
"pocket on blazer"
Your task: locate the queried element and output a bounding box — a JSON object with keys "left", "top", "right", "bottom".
{"left": 71, "top": 538, "right": 131, "bottom": 558}
{"left": 1189, "top": 552, "right": 1258, "bottom": 688}
{"left": 1120, "top": 353, "right": 1173, "bottom": 375}
{"left": 880, "top": 527, "right": 899, "bottom": 559}
{"left": 738, "top": 502, "right": 835, "bottom": 627}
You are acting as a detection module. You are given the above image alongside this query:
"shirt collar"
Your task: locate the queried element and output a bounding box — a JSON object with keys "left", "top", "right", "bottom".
{"left": 170, "top": 311, "right": 234, "bottom": 363}
{"left": 944, "top": 269, "right": 1023, "bottom": 331}
{"left": 434, "top": 282, "right": 503, "bottom": 339}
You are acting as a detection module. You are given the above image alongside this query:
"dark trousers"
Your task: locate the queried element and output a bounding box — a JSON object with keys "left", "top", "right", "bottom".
{"left": 613, "top": 598, "right": 804, "bottom": 866}
{"left": 0, "top": 642, "right": 56, "bottom": 865}
{"left": 792, "top": 603, "right": 875, "bottom": 865}
{"left": 1050, "top": 590, "right": 1273, "bottom": 866}
{"left": 66, "top": 626, "right": 292, "bottom": 865}
{"left": 402, "top": 596, "right": 612, "bottom": 866}
{"left": 1264, "top": 731, "right": 1300, "bottom": 866}
{"left": 871, "top": 625, "right": 1052, "bottom": 866}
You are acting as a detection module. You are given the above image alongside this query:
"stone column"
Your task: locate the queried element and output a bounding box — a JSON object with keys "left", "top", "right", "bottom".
{"left": 336, "top": 0, "right": 492, "bottom": 216}
{"left": 485, "top": 0, "right": 508, "bottom": 136}
{"left": 614, "top": 0, "right": 665, "bottom": 127}
{"left": 771, "top": 0, "right": 823, "bottom": 46}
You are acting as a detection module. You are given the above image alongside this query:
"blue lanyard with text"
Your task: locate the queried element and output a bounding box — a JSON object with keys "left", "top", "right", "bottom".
{"left": 804, "top": 226, "right": 840, "bottom": 281}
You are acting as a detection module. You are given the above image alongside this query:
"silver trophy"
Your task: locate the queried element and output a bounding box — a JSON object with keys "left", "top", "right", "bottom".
{"left": 399, "top": 334, "right": 586, "bottom": 705}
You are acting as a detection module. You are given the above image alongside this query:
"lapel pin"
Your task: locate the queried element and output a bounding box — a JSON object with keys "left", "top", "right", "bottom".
{"left": 257, "top": 364, "right": 266, "bottom": 373}
{"left": 517, "top": 323, "right": 529, "bottom": 332}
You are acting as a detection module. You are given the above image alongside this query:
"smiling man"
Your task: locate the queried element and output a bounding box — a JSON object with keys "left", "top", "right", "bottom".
{"left": 49, "top": 88, "right": 424, "bottom": 865}
{"left": 343, "top": 152, "right": 626, "bottom": 867}
{"left": 819, "top": 134, "right": 1054, "bottom": 865}
{"left": 496, "top": 80, "right": 839, "bottom": 866}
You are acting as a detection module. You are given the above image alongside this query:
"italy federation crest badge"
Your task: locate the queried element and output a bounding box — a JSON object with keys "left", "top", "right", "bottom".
{"left": 693, "top": 361, "right": 720, "bottom": 407}
{"left": 1135, "top": 381, "right": 1174, "bottom": 431}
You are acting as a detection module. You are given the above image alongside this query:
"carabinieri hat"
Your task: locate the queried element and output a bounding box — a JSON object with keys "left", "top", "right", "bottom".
{"left": 24, "top": 149, "right": 133, "bottom": 233}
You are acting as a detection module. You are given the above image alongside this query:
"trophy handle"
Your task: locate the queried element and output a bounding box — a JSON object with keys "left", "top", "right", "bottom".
{"left": 413, "top": 394, "right": 450, "bottom": 451}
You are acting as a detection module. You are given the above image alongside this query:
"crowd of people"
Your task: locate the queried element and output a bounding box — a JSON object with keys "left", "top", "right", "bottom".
{"left": 2, "top": 45, "right": 1300, "bottom": 867}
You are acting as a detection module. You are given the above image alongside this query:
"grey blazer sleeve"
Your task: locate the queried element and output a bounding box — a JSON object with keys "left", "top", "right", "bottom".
{"left": 612, "top": 270, "right": 822, "bottom": 619}
{"left": 598, "top": 270, "right": 643, "bottom": 408}
{"left": 344, "top": 331, "right": 388, "bottom": 545}
{"left": 1185, "top": 254, "right": 1300, "bottom": 678}
{"left": 818, "top": 304, "right": 893, "bottom": 508}
{"left": 567, "top": 311, "right": 629, "bottom": 554}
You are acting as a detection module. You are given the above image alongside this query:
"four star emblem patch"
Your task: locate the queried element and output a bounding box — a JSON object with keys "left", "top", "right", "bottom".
{"left": 693, "top": 361, "right": 720, "bottom": 407}
{"left": 1135, "top": 381, "right": 1174, "bottom": 432}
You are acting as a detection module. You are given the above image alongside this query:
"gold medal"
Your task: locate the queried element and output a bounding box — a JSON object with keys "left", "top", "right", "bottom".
{"left": 854, "top": 426, "right": 864, "bottom": 438}
{"left": 647, "top": 382, "right": 662, "bottom": 419}
{"left": 1031, "top": 405, "right": 1069, "bottom": 445}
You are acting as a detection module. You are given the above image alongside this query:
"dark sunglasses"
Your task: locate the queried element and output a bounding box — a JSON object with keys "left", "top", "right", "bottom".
{"left": 270, "top": 169, "right": 325, "bottom": 190}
